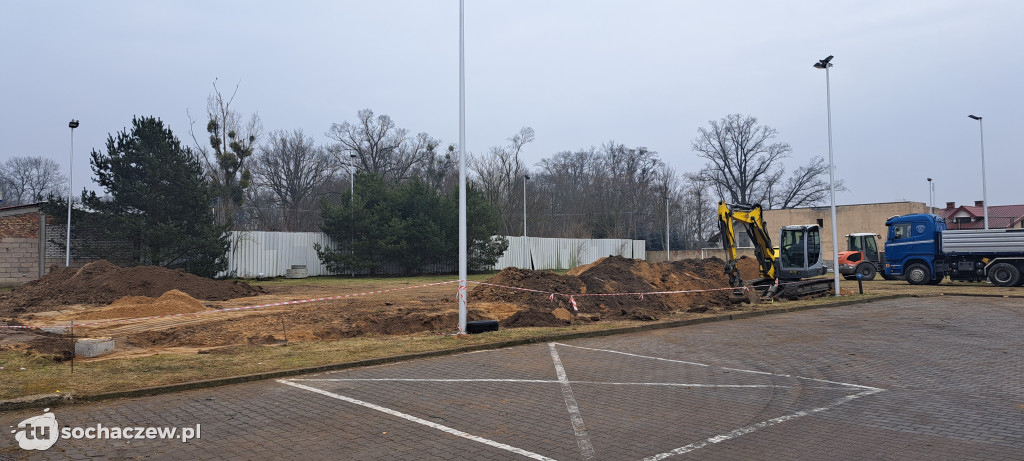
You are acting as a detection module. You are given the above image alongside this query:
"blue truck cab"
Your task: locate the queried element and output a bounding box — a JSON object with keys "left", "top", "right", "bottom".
{"left": 883, "top": 213, "right": 945, "bottom": 284}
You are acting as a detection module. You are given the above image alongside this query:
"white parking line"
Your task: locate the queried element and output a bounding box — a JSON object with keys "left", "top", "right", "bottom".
{"left": 277, "top": 379, "right": 557, "bottom": 461}
{"left": 286, "top": 378, "right": 853, "bottom": 391}
{"left": 642, "top": 388, "right": 884, "bottom": 461}
{"left": 556, "top": 343, "right": 883, "bottom": 392}
{"left": 280, "top": 342, "right": 885, "bottom": 460}
{"left": 549, "top": 343, "right": 596, "bottom": 459}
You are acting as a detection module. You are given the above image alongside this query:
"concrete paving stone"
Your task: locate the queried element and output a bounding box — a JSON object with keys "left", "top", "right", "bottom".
{"left": 1, "top": 296, "right": 1021, "bottom": 459}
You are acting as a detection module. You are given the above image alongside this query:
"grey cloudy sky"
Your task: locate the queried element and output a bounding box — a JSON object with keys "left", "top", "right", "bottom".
{"left": 2, "top": 0, "right": 1021, "bottom": 208}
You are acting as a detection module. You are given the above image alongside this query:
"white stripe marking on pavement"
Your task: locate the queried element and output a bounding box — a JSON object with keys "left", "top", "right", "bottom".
{"left": 641, "top": 388, "right": 884, "bottom": 461}
{"left": 277, "top": 379, "right": 556, "bottom": 461}
{"left": 549, "top": 343, "right": 596, "bottom": 459}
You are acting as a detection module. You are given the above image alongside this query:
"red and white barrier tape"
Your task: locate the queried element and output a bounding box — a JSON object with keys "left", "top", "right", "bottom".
{"left": 465, "top": 280, "right": 751, "bottom": 299}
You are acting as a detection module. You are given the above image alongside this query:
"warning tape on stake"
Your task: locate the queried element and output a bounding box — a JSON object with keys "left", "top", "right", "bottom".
{"left": 465, "top": 280, "right": 752, "bottom": 299}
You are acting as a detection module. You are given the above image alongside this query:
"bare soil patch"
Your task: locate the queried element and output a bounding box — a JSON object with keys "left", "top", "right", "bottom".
{"left": 0, "top": 260, "right": 263, "bottom": 314}
{"left": 1, "top": 256, "right": 765, "bottom": 357}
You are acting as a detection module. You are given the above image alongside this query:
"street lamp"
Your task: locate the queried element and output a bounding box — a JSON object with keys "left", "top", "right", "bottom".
{"left": 967, "top": 115, "right": 988, "bottom": 229}
{"left": 349, "top": 154, "right": 357, "bottom": 204}
{"left": 665, "top": 193, "right": 670, "bottom": 262}
{"left": 66, "top": 119, "right": 79, "bottom": 267}
{"left": 522, "top": 174, "right": 530, "bottom": 269}
{"left": 458, "top": 0, "right": 468, "bottom": 334}
{"left": 813, "top": 55, "right": 840, "bottom": 296}
{"left": 349, "top": 154, "right": 357, "bottom": 277}
{"left": 927, "top": 178, "right": 934, "bottom": 211}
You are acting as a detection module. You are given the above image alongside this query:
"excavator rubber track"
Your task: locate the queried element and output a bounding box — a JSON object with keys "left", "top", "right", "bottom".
{"left": 729, "top": 277, "right": 835, "bottom": 303}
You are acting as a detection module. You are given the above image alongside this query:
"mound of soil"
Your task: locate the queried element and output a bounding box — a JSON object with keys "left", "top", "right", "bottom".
{"left": 73, "top": 289, "right": 210, "bottom": 320}
{"left": 473, "top": 256, "right": 765, "bottom": 327}
{"left": 0, "top": 260, "right": 264, "bottom": 314}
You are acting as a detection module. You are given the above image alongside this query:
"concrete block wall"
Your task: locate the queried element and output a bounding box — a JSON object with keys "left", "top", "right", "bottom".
{"left": 0, "top": 205, "right": 45, "bottom": 287}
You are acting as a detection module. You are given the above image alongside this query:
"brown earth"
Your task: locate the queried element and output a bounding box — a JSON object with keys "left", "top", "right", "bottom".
{"left": 0, "top": 260, "right": 264, "bottom": 314}
{"left": 474, "top": 255, "right": 761, "bottom": 322}
{"left": 71, "top": 289, "right": 211, "bottom": 320}
{"left": 1, "top": 256, "right": 763, "bottom": 356}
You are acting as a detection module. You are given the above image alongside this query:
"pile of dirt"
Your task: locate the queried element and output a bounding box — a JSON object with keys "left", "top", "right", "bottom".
{"left": 0, "top": 260, "right": 264, "bottom": 314}
{"left": 473, "top": 256, "right": 764, "bottom": 327}
{"left": 73, "top": 290, "right": 210, "bottom": 320}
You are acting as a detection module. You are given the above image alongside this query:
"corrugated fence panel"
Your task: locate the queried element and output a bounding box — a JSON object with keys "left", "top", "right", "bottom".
{"left": 493, "top": 236, "right": 647, "bottom": 271}
{"left": 222, "top": 232, "right": 647, "bottom": 277}
{"left": 222, "top": 231, "right": 337, "bottom": 278}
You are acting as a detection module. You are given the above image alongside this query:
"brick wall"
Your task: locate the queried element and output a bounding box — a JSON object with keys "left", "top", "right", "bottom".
{"left": 0, "top": 205, "right": 45, "bottom": 286}
{"left": 0, "top": 212, "right": 39, "bottom": 238}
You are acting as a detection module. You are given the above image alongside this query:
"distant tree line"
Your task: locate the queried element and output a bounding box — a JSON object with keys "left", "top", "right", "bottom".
{"left": 16, "top": 82, "right": 839, "bottom": 277}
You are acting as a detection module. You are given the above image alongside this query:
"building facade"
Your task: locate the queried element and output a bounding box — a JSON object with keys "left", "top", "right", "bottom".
{"left": 762, "top": 201, "right": 932, "bottom": 263}
{"left": 0, "top": 203, "right": 49, "bottom": 286}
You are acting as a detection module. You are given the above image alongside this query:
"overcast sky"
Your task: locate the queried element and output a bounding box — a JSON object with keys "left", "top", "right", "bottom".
{"left": 2, "top": 1, "right": 1021, "bottom": 209}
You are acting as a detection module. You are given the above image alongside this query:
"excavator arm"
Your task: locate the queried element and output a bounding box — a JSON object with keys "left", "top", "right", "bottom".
{"left": 717, "top": 201, "right": 777, "bottom": 288}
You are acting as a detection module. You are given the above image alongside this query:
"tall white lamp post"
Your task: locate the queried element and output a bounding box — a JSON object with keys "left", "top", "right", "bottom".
{"left": 967, "top": 115, "right": 988, "bottom": 229}
{"left": 522, "top": 174, "right": 530, "bottom": 269}
{"left": 66, "top": 119, "right": 79, "bottom": 267}
{"left": 813, "top": 55, "right": 840, "bottom": 296}
{"left": 457, "top": 0, "right": 468, "bottom": 334}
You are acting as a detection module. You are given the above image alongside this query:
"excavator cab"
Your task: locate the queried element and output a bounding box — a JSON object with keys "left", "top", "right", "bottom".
{"left": 777, "top": 225, "right": 828, "bottom": 280}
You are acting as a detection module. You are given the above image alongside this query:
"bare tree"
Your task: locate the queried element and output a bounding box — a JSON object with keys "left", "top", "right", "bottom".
{"left": 764, "top": 155, "right": 846, "bottom": 209}
{"left": 249, "top": 129, "right": 340, "bottom": 231}
{"left": 533, "top": 148, "right": 600, "bottom": 238}
{"left": 188, "top": 79, "right": 263, "bottom": 225}
{"left": 0, "top": 156, "right": 68, "bottom": 206}
{"left": 677, "top": 173, "right": 717, "bottom": 249}
{"left": 692, "top": 114, "right": 791, "bottom": 206}
{"left": 469, "top": 127, "right": 535, "bottom": 235}
{"left": 326, "top": 109, "right": 439, "bottom": 182}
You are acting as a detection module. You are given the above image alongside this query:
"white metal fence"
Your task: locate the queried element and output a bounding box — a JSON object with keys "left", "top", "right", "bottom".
{"left": 498, "top": 236, "right": 646, "bottom": 270}
{"left": 222, "top": 231, "right": 336, "bottom": 278}
{"left": 220, "top": 231, "right": 647, "bottom": 277}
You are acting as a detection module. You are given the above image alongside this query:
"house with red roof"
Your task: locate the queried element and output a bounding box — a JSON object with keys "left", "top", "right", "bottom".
{"left": 939, "top": 201, "right": 1024, "bottom": 230}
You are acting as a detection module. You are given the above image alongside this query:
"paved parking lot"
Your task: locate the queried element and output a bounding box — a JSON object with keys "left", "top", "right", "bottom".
{"left": 3, "top": 296, "right": 1022, "bottom": 460}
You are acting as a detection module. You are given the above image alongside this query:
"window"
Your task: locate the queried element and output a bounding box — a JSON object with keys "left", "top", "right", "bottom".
{"left": 806, "top": 228, "right": 821, "bottom": 266}
{"left": 891, "top": 223, "right": 911, "bottom": 240}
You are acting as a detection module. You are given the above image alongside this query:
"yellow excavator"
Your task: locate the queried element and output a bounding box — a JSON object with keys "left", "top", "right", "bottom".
{"left": 718, "top": 201, "right": 834, "bottom": 302}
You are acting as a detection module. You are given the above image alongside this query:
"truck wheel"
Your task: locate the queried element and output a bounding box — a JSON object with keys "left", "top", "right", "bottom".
{"left": 905, "top": 263, "right": 931, "bottom": 285}
{"left": 987, "top": 263, "right": 1020, "bottom": 287}
{"left": 856, "top": 263, "right": 877, "bottom": 281}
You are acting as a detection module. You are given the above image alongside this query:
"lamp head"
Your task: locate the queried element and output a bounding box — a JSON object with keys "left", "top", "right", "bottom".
{"left": 524, "top": 174, "right": 530, "bottom": 180}
{"left": 813, "top": 55, "right": 834, "bottom": 69}
{"left": 967, "top": 115, "right": 982, "bottom": 120}
{"left": 68, "top": 120, "right": 79, "bottom": 129}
